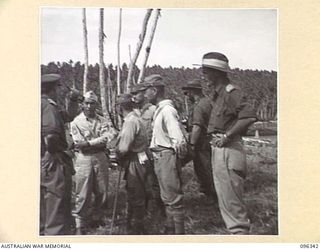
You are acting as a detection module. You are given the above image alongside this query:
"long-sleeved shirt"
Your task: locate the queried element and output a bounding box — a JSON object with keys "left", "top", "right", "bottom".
{"left": 117, "top": 110, "right": 148, "bottom": 156}
{"left": 150, "top": 99, "right": 184, "bottom": 151}
{"left": 70, "top": 112, "right": 117, "bottom": 147}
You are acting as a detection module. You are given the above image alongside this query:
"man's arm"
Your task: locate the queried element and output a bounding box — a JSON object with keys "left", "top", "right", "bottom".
{"left": 189, "top": 125, "right": 201, "bottom": 146}
{"left": 117, "top": 120, "right": 136, "bottom": 158}
{"left": 88, "top": 118, "right": 117, "bottom": 147}
{"left": 163, "top": 106, "right": 184, "bottom": 150}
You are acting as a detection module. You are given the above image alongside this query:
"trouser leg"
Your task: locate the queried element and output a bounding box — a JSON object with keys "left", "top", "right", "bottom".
{"left": 211, "top": 146, "right": 250, "bottom": 234}
{"left": 126, "top": 159, "right": 147, "bottom": 234}
{"left": 92, "top": 153, "right": 109, "bottom": 224}
{"left": 153, "top": 151, "right": 185, "bottom": 235}
{"left": 72, "top": 156, "right": 94, "bottom": 231}
{"left": 194, "top": 150, "right": 216, "bottom": 198}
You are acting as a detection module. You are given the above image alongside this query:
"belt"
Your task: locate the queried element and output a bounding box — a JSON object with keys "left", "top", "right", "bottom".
{"left": 150, "top": 146, "right": 174, "bottom": 153}
{"left": 79, "top": 147, "right": 105, "bottom": 155}
{"left": 210, "top": 133, "right": 241, "bottom": 145}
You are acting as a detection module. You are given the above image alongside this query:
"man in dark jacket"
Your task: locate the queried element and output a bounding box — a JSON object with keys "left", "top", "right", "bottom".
{"left": 40, "top": 73, "right": 80, "bottom": 235}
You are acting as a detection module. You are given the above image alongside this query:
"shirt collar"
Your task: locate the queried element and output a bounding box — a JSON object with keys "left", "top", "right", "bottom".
{"left": 41, "top": 94, "right": 57, "bottom": 106}
{"left": 141, "top": 103, "right": 152, "bottom": 114}
{"left": 80, "top": 111, "right": 98, "bottom": 121}
{"left": 157, "top": 99, "right": 173, "bottom": 109}
{"left": 124, "top": 110, "right": 139, "bottom": 121}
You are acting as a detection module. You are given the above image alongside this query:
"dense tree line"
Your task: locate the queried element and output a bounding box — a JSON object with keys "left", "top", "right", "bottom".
{"left": 41, "top": 61, "right": 277, "bottom": 121}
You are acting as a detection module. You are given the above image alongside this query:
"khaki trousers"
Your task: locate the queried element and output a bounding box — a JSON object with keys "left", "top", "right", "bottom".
{"left": 211, "top": 141, "right": 250, "bottom": 234}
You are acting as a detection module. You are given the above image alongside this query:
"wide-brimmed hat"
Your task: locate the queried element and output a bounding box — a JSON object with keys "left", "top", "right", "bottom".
{"left": 142, "top": 74, "right": 165, "bottom": 88}
{"left": 41, "top": 73, "right": 61, "bottom": 85}
{"left": 116, "top": 93, "right": 134, "bottom": 105}
{"left": 193, "top": 52, "right": 232, "bottom": 73}
{"left": 182, "top": 79, "right": 203, "bottom": 91}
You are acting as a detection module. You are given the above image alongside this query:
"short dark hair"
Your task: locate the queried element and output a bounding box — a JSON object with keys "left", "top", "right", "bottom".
{"left": 120, "top": 102, "right": 134, "bottom": 111}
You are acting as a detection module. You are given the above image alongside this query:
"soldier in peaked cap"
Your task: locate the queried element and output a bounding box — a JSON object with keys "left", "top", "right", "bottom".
{"left": 115, "top": 93, "right": 150, "bottom": 234}
{"left": 181, "top": 79, "right": 217, "bottom": 202}
{"left": 70, "top": 90, "right": 117, "bottom": 235}
{"left": 130, "top": 83, "right": 166, "bottom": 234}
{"left": 143, "top": 74, "right": 186, "bottom": 234}
{"left": 40, "top": 73, "right": 81, "bottom": 235}
{"left": 197, "top": 52, "right": 257, "bottom": 234}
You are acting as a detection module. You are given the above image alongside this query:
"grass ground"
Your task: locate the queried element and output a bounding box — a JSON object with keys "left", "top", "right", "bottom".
{"left": 83, "top": 140, "right": 278, "bottom": 235}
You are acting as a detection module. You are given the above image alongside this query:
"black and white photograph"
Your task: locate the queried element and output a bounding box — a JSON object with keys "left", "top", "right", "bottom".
{"left": 40, "top": 7, "right": 277, "bottom": 236}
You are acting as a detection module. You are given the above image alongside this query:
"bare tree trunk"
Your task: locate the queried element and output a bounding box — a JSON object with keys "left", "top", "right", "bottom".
{"left": 107, "top": 65, "right": 112, "bottom": 113}
{"left": 126, "top": 9, "right": 153, "bottom": 92}
{"left": 138, "top": 9, "right": 161, "bottom": 84}
{"left": 128, "top": 45, "right": 136, "bottom": 85}
{"left": 117, "top": 8, "right": 122, "bottom": 95}
{"left": 99, "top": 8, "right": 107, "bottom": 117}
{"left": 82, "top": 8, "right": 89, "bottom": 93}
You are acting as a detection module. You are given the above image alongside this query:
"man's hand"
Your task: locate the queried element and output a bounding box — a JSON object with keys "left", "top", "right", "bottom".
{"left": 215, "top": 134, "right": 231, "bottom": 147}
{"left": 69, "top": 88, "right": 84, "bottom": 102}
{"left": 74, "top": 141, "right": 90, "bottom": 150}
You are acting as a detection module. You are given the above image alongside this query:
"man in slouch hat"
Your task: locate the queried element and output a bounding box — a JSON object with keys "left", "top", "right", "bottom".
{"left": 182, "top": 79, "right": 217, "bottom": 202}
{"left": 195, "top": 52, "right": 257, "bottom": 234}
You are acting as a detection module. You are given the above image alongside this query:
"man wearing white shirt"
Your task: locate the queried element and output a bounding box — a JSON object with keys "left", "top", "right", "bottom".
{"left": 143, "top": 74, "right": 185, "bottom": 234}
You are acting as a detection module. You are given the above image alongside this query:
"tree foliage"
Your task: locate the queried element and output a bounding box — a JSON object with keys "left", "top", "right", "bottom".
{"left": 41, "top": 61, "right": 277, "bottom": 121}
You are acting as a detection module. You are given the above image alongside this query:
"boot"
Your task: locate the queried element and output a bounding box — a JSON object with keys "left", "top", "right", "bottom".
{"left": 173, "top": 217, "right": 185, "bottom": 235}
{"left": 172, "top": 208, "right": 185, "bottom": 234}
{"left": 75, "top": 227, "right": 85, "bottom": 235}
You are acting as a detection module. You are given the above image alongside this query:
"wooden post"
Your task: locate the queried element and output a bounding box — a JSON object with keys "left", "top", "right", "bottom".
{"left": 99, "top": 8, "right": 107, "bottom": 117}
{"left": 117, "top": 8, "right": 122, "bottom": 95}
{"left": 126, "top": 9, "right": 153, "bottom": 92}
{"left": 82, "top": 8, "right": 89, "bottom": 93}
{"left": 138, "top": 9, "right": 161, "bottom": 84}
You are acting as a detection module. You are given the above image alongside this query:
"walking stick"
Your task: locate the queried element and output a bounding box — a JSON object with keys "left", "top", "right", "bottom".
{"left": 109, "top": 166, "right": 123, "bottom": 235}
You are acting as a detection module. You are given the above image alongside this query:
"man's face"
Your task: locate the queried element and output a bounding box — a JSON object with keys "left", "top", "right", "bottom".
{"left": 185, "top": 90, "right": 196, "bottom": 103}
{"left": 202, "top": 67, "right": 220, "bottom": 87}
{"left": 82, "top": 100, "right": 97, "bottom": 117}
{"left": 132, "top": 91, "right": 145, "bottom": 106}
{"left": 144, "top": 87, "right": 157, "bottom": 105}
{"left": 115, "top": 105, "right": 123, "bottom": 119}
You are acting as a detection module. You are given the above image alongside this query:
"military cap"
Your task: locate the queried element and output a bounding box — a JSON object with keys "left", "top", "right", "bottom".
{"left": 193, "top": 52, "right": 232, "bottom": 73}
{"left": 182, "top": 79, "right": 203, "bottom": 91}
{"left": 130, "top": 84, "right": 148, "bottom": 94}
{"left": 142, "top": 74, "right": 165, "bottom": 88}
{"left": 116, "top": 93, "right": 134, "bottom": 105}
{"left": 41, "top": 73, "right": 61, "bottom": 85}
{"left": 83, "top": 90, "right": 98, "bottom": 103}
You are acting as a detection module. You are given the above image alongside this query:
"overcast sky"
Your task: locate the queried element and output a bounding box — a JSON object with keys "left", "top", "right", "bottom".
{"left": 41, "top": 8, "right": 277, "bottom": 71}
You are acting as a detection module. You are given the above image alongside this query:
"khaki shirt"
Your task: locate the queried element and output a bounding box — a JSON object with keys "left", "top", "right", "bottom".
{"left": 117, "top": 110, "right": 148, "bottom": 155}
{"left": 70, "top": 112, "right": 117, "bottom": 146}
{"left": 140, "top": 103, "right": 156, "bottom": 144}
{"left": 207, "top": 83, "right": 256, "bottom": 135}
{"left": 191, "top": 96, "right": 212, "bottom": 150}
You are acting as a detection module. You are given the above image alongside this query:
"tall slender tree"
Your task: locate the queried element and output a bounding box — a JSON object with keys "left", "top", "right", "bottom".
{"left": 126, "top": 9, "right": 153, "bottom": 92}
{"left": 99, "top": 8, "right": 107, "bottom": 117}
{"left": 117, "top": 8, "right": 122, "bottom": 95}
{"left": 138, "top": 9, "right": 161, "bottom": 83}
{"left": 82, "top": 8, "right": 89, "bottom": 93}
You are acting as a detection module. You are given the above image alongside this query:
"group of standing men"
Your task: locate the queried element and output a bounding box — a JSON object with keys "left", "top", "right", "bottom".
{"left": 40, "top": 52, "right": 257, "bottom": 236}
